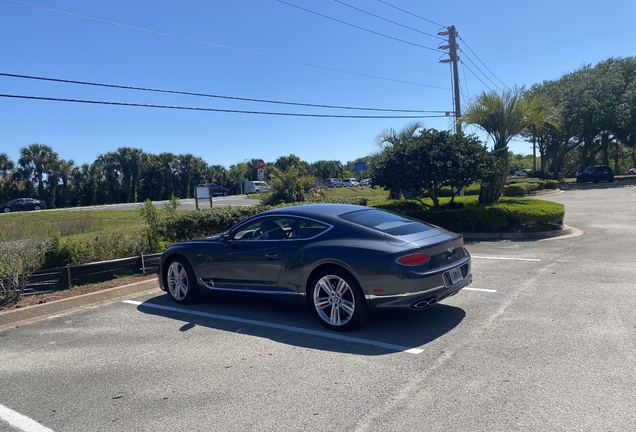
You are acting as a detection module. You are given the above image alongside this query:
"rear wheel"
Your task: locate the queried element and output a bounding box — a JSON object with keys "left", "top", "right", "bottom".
{"left": 308, "top": 268, "right": 367, "bottom": 331}
{"left": 2, "top": 207, "right": 10, "bottom": 213}
{"left": 165, "top": 257, "right": 199, "bottom": 304}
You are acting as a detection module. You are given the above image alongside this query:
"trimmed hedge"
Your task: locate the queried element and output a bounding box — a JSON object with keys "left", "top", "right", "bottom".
{"left": 437, "top": 183, "right": 481, "bottom": 197}
{"left": 439, "top": 180, "right": 559, "bottom": 198}
{"left": 372, "top": 197, "right": 564, "bottom": 233}
{"left": 153, "top": 195, "right": 564, "bottom": 243}
{"left": 156, "top": 197, "right": 368, "bottom": 243}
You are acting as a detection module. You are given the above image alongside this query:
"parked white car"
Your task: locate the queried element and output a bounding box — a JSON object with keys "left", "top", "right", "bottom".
{"left": 629, "top": 168, "right": 636, "bottom": 174}
{"left": 342, "top": 178, "right": 360, "bottom": 187}
{"left": 244, "top": 181, "right": 271, "bottom": 194}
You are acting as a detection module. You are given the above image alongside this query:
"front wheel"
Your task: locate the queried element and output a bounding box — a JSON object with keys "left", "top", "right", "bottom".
{"left": 223, "top": 191, "right": 228, "bottom": 196}
{"left": 34, "top": 205, "right": 41, "bottom": 210}
{"left": 308, "top": 268, "right": 367, "bottom": 331}
{"left": 165, "top": 257, "right": 199, "bottom": 304}
{"left": 2, "top": 207, "right": 10, "bottom": 213}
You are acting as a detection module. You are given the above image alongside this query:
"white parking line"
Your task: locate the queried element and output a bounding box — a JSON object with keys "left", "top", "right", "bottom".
{"left": 0, "top": 404, "right": 54, "bottom": 432}
{"left": 463, "top": 288, "right": 497, "bottom": 293}
{"left": 123, "top": 300, "right": 423, "bottom": 355}
{"left": 471, "top": 256, "right": 541, "bottom": 262}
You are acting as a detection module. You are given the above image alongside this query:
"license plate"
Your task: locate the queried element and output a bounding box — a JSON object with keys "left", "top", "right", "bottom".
{"left": 447, "top": 266, "right": 463, "bottom": 285}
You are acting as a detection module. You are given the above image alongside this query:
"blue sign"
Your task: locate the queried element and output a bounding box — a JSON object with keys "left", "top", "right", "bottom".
{"left": 354, "top": 161, "right": 367, "bottom": 171}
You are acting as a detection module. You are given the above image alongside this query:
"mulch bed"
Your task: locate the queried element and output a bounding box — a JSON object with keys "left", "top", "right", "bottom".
{"left": 0, "top": 274, "right": 158, "bottom": 312}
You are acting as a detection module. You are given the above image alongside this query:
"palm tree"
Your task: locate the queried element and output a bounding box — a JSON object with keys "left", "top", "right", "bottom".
{"left": 56, "top": 159, "right": 76, "bottom": 208}
{"left": 375, "top": 121, "right": 424, "bottom": 149}
{"left": 0, "top": 153, "right": 14, "bottom": 178}
{"left": 18, "top": 143, "right": 59, "bottom": 201}
{"left": 0, "top": 153, "right": 15, "bottom": 202}
{"left": 463, "top": 87, "right": 559, "bottom": 204}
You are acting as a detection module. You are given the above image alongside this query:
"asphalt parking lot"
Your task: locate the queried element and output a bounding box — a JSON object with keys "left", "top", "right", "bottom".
{"left": 1, "top": 182, "right": 635, "bottom": 431}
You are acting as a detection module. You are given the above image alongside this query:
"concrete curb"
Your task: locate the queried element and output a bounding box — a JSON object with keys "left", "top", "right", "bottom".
{"left": 462, "top": 225, "right": 574, "bottom": 241}
{"left": 0, "top": 278, "right": 160, "bottom": 332}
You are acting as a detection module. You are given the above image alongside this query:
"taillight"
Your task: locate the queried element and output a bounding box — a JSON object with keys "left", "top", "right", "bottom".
{"left": 396, "top": 253, "right": 430, "bottom": 266}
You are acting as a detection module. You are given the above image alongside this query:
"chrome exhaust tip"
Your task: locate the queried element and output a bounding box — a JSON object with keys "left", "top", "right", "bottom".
{"left": 411, "top": 297, "right": 438, "bottom": 310}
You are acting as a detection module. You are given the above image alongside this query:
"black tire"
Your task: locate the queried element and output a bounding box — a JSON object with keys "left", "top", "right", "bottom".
{"left": 223, "top": 191, "right": 228, "bottom": 196}
{"left": 308, "top": 268, "right": 368, "bottom": 331}
{"left": 164, "top": 256, "right": 199, "bottom": 304}
{"left": 2, "top": 207, "right": 10, "bottom": 213}
{"left": 34, "top": 205, "right": 41, "bottom": 210}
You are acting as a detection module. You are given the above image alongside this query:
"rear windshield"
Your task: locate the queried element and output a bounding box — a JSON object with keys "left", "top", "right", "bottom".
{"left": 339, "top": 209, "right": 434, "bottom": 236}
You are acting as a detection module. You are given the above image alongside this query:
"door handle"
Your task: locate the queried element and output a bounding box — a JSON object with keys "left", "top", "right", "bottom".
{"left": 264, "top": 254, "right": 279, "bottom": 260}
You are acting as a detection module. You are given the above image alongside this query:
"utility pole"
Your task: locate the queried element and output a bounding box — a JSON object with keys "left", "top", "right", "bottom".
{"left": 438, "top": 25, "right": 462, "bottom": 134}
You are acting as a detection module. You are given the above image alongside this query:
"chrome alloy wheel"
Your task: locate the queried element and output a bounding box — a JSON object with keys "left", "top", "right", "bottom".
{"left": 167, "top": 260, "right": 190, "bottom": 301}
{"left": 313, "top": 275, "right": 356, "bottom": 327}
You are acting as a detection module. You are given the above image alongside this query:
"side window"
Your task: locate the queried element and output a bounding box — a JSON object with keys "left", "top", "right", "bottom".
{"left": 233, "top": 217, "right": 296, "bottom": 241}
{"left": 289, "top": 218, "right": 329, "bottom": 239}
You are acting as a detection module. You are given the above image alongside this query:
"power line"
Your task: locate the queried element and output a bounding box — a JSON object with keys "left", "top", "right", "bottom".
{"left": 375, "top": 0, "right": 446, "bottom": 28}
{"left": 458, "top": 36, "right": 509, "bottom": 90}
{"left": 0, "top": 94, "right": 451, "bottom": 119}
{"left": 460, "top": 62, "right": 495, "bottom": 93}
{"left": 1, "top": 0, "right": 448, "bottom": 90}
{"left": 0, "top": 72, "right": 449, "bottom": 113}
{"left": 277, "top": 0, "right": 442, "bottom": 53}
{"left": 460, "top": 60, "right": 470, "bottom": 100}
{"left": 458, "top": 49, "right": 502, "bottom": 92}
{"left": 332, "top": 0, "right": 444, "bottom": 40}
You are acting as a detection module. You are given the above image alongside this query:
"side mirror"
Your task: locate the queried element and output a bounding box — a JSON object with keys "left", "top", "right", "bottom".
{"left": 219, "top": 232, "right": 232, "bottom": 244}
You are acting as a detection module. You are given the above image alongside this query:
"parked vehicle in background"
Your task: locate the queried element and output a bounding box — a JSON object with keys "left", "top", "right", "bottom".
{"left": 576, "top": 165, "right": 614, "bottom": 183}
{"left": 1, "top": 197, "right": 47, "bottom": 213}
{"left": 244, "top": 181, "right": 271, "bottom": 194}
{"left": 359, "top": 179, "right": 371, "bottom": 186}
{"left": 514, "top": 169, "right": 531, "bottom": 176}
{"left": 629, "top": 168, "right": 636, "bottom": 174}
{"left": 323, "top": 178, "right": 343, "bottom": 188}
{"left": 342, "top": 178, "right": 359, "bottom": 187}
{"left": 158, "top": 204, "right": 472, "bottom": 331}
{"left": 203, "top": 183, "right": 229, "bottom": 196}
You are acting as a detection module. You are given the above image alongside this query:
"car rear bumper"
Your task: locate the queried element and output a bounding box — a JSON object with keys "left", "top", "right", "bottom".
{"left": 364, "top": 261, "right": 472, "bottom": 310}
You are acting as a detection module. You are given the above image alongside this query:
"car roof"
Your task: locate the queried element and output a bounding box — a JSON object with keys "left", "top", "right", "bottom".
{"left": 264, "top": 203, "right": 368, "bottom": 220}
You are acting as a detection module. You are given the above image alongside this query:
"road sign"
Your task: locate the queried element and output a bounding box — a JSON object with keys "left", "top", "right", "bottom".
{"left": 354, "top": 161, "right": 367, "bottom": 171}
{"left": 257, "top": 159, "right": 265, "bottom": 169}
{"left": 258, "top": 169, "right": 264, "bottom": 179}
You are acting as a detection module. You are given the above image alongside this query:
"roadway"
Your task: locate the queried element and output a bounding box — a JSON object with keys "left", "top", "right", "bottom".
{"left": 0, "top": 182, "right": 634, "bottom": 431}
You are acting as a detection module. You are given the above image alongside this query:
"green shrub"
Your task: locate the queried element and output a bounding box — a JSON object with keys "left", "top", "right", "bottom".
{"left": 307, "top": 197, "right": 367, "bottom": 206}
{"left": 42, "top": 232, "right": 144, "bottom": 268}
{"left": 155, "top": 206, "right": 268, "bottom": 243}
{"left": 153, "top": 198, "right": 369, "bottom": 244}
{"left": 433, "top": 183, "right": 481, "bottom": 198}
{"left": 370, "top": 197, "right": 564, "bottom": 233}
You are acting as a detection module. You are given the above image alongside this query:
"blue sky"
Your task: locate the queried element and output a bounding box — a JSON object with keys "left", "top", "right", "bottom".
{"left": 1, "top": 0, "right": 635, "bottom": 169}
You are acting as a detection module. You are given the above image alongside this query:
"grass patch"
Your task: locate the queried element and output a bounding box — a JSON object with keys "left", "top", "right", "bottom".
{"left": 0, "top": 210, "right": 151, "bottom": 242}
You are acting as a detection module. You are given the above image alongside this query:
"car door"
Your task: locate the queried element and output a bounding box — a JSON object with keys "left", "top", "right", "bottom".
{"left": 206, "top": 216, "right": 296, "bottom": 292}
{"left": 13, "top": 198, "right": 26, "bottom": 211}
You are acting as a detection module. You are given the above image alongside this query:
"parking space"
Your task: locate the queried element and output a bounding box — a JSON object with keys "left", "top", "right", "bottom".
{"left": 1, "top": 184, "right": 635, "bottom": 431}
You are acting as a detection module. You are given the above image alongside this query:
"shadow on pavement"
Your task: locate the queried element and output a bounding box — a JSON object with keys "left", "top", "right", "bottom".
{"left": 133, "top": 291, "right": 466, "bottom": 356}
